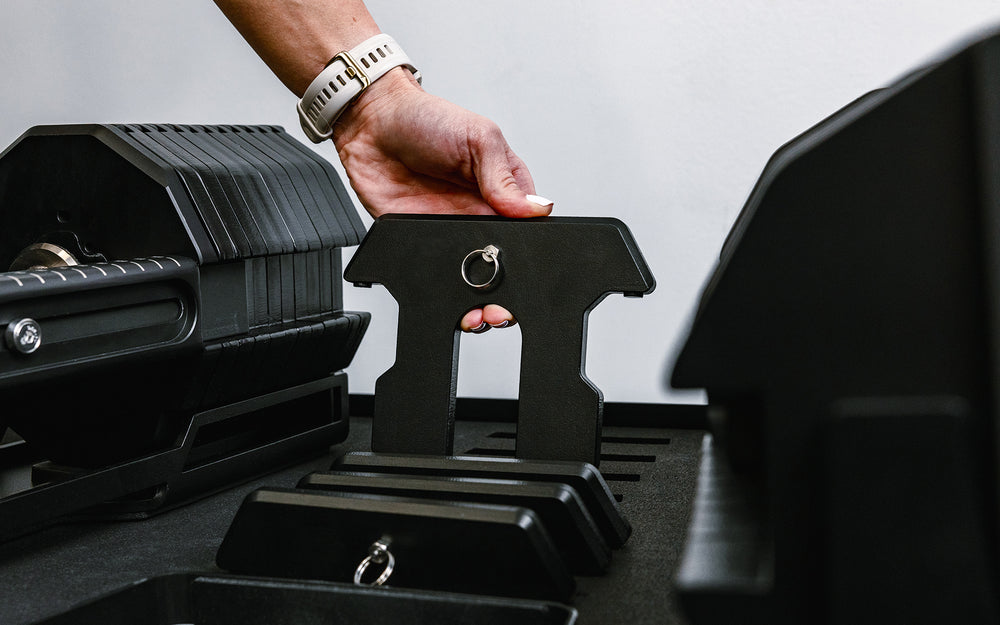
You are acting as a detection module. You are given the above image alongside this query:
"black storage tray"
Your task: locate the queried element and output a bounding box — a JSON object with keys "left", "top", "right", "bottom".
{"left": 31, "top": 573, "right": 577, "bottom": 625}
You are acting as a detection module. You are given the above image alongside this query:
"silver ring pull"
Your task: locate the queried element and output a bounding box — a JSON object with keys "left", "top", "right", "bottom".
{"left": 461, "top": 244, "right": 501, "bottom": 289}
{"left": 353, "top": 538, "right": 395, "bottom": 587}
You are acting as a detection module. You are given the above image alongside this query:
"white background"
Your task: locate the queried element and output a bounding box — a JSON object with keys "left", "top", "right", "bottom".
{"left": 2, "top": 2, "right": 999, "bottom": 404}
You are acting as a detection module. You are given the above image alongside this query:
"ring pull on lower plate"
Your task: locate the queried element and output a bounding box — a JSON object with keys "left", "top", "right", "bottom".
{"left": 354, "top": 537, "right": 395, "bottom": 586}
{"left": 461, "top": 244, "right": 500, "bottom": 289}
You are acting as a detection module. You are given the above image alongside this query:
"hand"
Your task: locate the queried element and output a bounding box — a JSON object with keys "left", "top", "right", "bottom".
{"left": 333, "top": 68, "right": 552, "bottom": 331}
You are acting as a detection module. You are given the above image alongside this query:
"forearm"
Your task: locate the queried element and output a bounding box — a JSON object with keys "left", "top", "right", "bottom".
{"left": 213, "top": 0, "right": 380, "bottom": 96}
{"left": 214, "top": 0, "right": 548, "bottom": 227}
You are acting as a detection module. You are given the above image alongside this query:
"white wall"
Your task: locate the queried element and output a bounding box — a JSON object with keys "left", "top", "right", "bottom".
{"left": 2, "top": 1, "right": 999, "bottom": 403}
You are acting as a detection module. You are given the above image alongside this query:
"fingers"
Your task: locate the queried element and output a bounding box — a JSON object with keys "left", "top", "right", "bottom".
{"left": 469, "top": 123, "right": 553, "bottom": 218}
{"left": 460, "top": 305, "right": 517, "bottom": 333}
{"left": 460, "top": 308, "right": 485, "bottom": 333}
{"left": 482, "top": 304, "right": 515, "bottom": 328}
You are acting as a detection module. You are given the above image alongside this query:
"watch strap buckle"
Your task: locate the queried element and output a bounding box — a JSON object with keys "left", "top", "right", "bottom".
{"left": 330, "top": 50, "right": 371, "bottom": 92}
{"left": 297, "top": 34, "right": 419, "bottom": 144}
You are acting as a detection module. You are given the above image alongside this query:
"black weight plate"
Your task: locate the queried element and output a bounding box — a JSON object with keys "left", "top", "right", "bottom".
{"left": 299, "top": 471, "right": 611, "bottom": 574}
{"left": 333, "top": 452, "right": 631, "bottom": 548}
{"left": 157, "top": 125, "right": 265, "bottom": 257}
{"left": 184, "top": 125, "right": 293, "bottom": 255}
{"left": 122, "top": 124, "right": 236, "bottom": 259}
{"left": 236, "top": 126, "right": 341, "bottom": 249}
{"left": 217, "top": 487, "right": 575, "bottom": 602}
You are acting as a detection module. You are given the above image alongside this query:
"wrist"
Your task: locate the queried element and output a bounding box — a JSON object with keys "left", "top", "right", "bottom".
{"left": 296, "top": 34, "right": 420, "bottom": 144}
{"left": 333, "top": 67, "right": 421, "bottom": 148}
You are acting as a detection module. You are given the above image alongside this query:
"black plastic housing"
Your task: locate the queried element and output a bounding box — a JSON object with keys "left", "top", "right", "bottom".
{"left": 0, "top": 124, "right": 369, "bottom": 532}
{"left": 671, "top": 26, "right": 1000, "bottom": 624}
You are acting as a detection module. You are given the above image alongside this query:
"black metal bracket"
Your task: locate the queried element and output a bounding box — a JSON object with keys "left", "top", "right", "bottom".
{"left": 345, "top": 215, "right": 655, "bottom": 465}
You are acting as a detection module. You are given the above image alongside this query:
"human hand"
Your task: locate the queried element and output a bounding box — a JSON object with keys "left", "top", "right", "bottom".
{"left": 333, "top": 68, "right": 552, "bottom": 331}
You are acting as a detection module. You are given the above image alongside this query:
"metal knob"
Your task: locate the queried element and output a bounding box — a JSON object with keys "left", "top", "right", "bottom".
{"left": 5, "top": 318, "right": 42, "bottom": 355}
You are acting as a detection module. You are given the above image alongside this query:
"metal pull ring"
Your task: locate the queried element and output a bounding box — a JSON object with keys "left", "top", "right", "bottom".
{"left": 353, "top": 538, "right": 395, "bottom": 587}
{"left": 461, "top": 244, "right": 501, "bottom": 289}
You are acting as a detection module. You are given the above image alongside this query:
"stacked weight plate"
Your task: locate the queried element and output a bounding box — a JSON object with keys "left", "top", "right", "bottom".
{"left": 217, "top": 452, "right": 632, "bottom": 602}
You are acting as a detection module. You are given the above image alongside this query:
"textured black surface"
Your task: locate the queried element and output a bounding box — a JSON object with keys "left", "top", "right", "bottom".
{"left": 0, "top": 415, "right": 702, "bottom": 625}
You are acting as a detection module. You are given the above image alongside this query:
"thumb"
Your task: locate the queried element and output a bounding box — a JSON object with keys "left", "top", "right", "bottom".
{"left": 470, "top": 126, "right": 553, "bottom": 218}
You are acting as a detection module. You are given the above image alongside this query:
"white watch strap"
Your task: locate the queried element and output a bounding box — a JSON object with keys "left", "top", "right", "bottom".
{"left": 297, "top": 34, "right": 421, "bottom": 143}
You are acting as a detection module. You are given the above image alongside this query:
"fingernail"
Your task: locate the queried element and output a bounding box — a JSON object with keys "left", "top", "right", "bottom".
{"left": 469, "top": 322, "right": 489, "bottom": 333}
{"left": 526, "top": 194, "right": 554, "bottom": 208}
{"left": 489, "top": 320, "right": 510, "bottom": 329}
